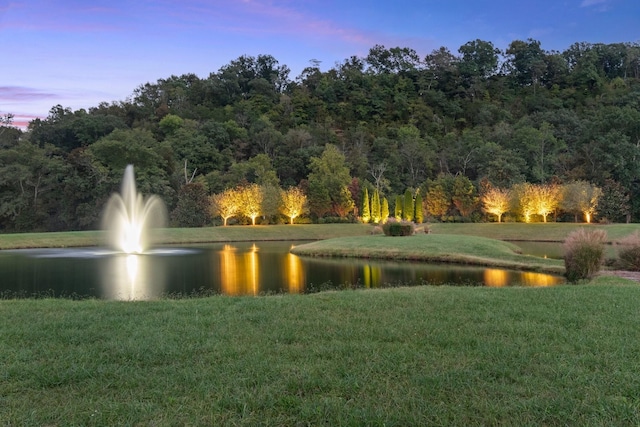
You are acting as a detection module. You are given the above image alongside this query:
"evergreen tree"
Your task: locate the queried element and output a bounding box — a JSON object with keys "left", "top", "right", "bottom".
{"left": 371, "top": 189, "right": 381, "bottom": 223}
{"left": 381, "top": 197, "right": 390, "bottom": 223}
{"left": 361, "top": 188, "right": 370, "bottom": 223}
{"left": 403, "top": 189, "right": 414, "bottom": 222}
{"left": 414, "top": 193, "right": 424, "bottom": 224}
{"left": 395, "top": 195, "right": 403, "bottom": 219}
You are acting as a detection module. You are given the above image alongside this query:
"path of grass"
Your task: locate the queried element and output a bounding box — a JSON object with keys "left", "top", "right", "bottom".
{"left": 292, "top": 234, "right": 565, "bottom": 274}
{"left": 2, "top": 282, "right": 639, "bottom": 425}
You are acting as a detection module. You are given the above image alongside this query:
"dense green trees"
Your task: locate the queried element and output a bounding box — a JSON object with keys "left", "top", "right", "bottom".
{"left": 1, "top": 38, "right": 640, "bottom": 231}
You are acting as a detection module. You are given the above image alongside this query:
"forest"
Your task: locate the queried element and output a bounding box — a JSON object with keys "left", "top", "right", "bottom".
{"left": 1, "top": 38, "right": 639, "bottom": 231}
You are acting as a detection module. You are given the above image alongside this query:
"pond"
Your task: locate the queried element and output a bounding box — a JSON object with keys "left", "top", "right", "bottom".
{"left": 0, "top": 241, "right": 565, "bottom": 300}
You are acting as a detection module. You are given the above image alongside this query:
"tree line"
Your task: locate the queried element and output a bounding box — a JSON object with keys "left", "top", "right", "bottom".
{"left": 1, "top": 38, "right": 639, "bottom": 231}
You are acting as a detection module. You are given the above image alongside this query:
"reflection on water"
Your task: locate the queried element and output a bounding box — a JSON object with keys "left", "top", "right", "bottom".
{"left": 0, "top": 242, "right": 565, "bottom": 300}
{"left": 484, "top": 269, "right": 509, "bottom": 287}
{"left": 100, "top": 254, "right": 167, "bottom": 300}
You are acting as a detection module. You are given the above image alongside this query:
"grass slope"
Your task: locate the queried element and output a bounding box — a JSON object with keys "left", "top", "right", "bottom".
{"left": 292, "top": 234, "right": 565, "bottom": 274}
{"left": 429, "top": 222, "right": 640, "bottom": 242}
{"left": 2, "top": 283, "right": 640, "bottom": 425}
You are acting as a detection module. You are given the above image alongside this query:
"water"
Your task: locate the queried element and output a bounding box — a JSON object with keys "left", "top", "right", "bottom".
{"left": 0, "top": 241, "right": 564, "bottom": 300}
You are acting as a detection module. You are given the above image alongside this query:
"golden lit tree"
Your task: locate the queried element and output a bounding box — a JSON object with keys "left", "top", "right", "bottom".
{"left": 481, "top": 187, "right": 510, "bottom": 223}
{"left": 371, "top": 189, "right": 381, "bottom": 223}
{"left": 381, "top": 197, "right": 390, "bottom": 223}
{"left": 561, "top": 181, "right": 602, "bottom": 223}
{"left": 238, "top": 183, "right": 263, "bottom": 225}
{"left": 361, "top": 188, "right": 370, "bottom": 223}
{"left": 510, "top": 183, "right": 536, "bottom": 223}
{"left": 532, "top": 183, "right": 561, "bottom": 223}
{"left": 280, "top": 186, "right": 308, "bottom": 224}
{"left": 210, "top": 188, "right": 240, "bottom": 226}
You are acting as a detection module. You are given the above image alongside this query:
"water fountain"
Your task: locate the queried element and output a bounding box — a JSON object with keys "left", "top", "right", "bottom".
{"left": 101, "top": 165, "right": 167, "bottom": 254}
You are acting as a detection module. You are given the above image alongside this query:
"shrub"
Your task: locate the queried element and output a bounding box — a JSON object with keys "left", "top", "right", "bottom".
{"left": 563, "top": 228, "right": 607, "bottom": 282}
{"left": 381, "top": 218, "right": 415, "bottom": 236}
{"left": 615, "top": 231, "right": 640, "bottom": 271}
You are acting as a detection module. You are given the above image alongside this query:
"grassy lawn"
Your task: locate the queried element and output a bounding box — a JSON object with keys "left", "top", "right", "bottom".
{"left": 429, "top": 222, "right": 640, "bottom": 242}
{"left": 2, "top": 222, "right": 639, "bottom": 250}
{"left": 291, "top": 234, "right": 565, "bottom": 274}
{"left": 2, "top": 282, "right": 640, "bottom": 425}
{"left": 0, "top": 224, "right": 372, "bottom": 250}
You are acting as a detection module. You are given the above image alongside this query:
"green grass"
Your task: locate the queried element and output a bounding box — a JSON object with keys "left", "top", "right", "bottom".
{"left": 0, "top": 224, "right": 371, "bottom": 249}
{"left": 292, "top": 234, "right": 565, "bottom": 274}
{"left": 2, "top": 283, "right": 640, "bottom": 425}
{"left": 429, "top": 222, "right": 640, "bottom": 242}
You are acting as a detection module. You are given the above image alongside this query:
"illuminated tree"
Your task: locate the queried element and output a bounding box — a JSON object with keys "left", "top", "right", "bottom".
{"left": 371, "top": 189, "right": 381, "bottom": 223}
{"left": 403, "top": 189, "right": 414, "bottom": 221}
{"left": 238, "top": 183, "right": 263, "bottom": 225}
{"left": 210, "top": 188, "right": 240, "bottom": 226}
{"left": 361, "top": 188, "right": 371, "bottom": 223}
{"left": 533, "top": 183, "right": 561, "bottom": 223}
{"left": 381, "top": 197, "right": 390, "bottom": 223}
{"left": 510, "top": 183, "right": 536, "bottom": 223}
{"left": 561, "top": 181, "right": 602, "bottom": 223}
{"left": 414, "top": 193, "right": 424, "bottom": 223}
{"left": 395, "top": 194, "right": 403, "bottom": 219}
{"left": 279, "top": 186, "right": 308, "bottom": 224}
{"left": 481, "top": 187, "right": 510, "bottom": 222}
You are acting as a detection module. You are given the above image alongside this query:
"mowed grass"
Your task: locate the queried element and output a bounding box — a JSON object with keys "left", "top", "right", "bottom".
{"left": 2, "top": 222, "right": 639, "bottom": 250}
{"left": 0, "top": 224, "right": 371, "bottom": 249}
{"left": 429, "top": 222, "right": 640, "bottom": 242}
{"left": 2, "top": 283, "right": 640, "bottom": 426}
{"left": 292, "top": 234, "right": 565, "bottom": 274}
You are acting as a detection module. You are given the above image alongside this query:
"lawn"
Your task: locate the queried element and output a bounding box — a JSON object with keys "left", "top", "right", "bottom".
{"left": 291, "top": 233, "right": 565, "bottom": 274}
{"left": 2, "top": 282, "right": 640, "bottom": 425}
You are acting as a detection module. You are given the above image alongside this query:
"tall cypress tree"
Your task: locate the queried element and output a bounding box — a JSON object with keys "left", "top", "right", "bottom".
{"left": 381, "top": 197, "right": 390, "bottom": 223}
{"left": 361, "top": 188, "right": 371, "bottom": 223}
{"left": 414, "top": 192, "right": 424, "bottom": 224}
{"left": 371, "top": 189, "right": 381, "bottom": 223}
{"left": 403, "top": 189, "right": 414, "bottom": 222}
{"left": 395, "top": 194, "right": 403, "bottom": 219}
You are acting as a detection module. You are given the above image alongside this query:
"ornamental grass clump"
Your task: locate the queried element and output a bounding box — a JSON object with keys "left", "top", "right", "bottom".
{"left": 615, "top": 231, "right": 640, "bottom": 271}
{"left": 381, "top": 218, "right": 415, "bottom": 236}
{"left": 563, "top": 228, "right": 607, "bottom": 282}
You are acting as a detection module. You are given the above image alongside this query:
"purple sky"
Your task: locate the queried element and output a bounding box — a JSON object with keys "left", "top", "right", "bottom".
{"left": 1, "top": 0, "right": 638, "bottom": 129}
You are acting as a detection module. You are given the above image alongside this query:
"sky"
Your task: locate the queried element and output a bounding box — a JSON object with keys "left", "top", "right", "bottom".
{"left": 1, "top": 0, "right": 638, "bottom": 129}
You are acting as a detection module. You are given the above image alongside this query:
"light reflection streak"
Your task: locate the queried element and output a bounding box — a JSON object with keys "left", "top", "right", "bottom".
{"left": 484, "top": 269, "right": 509, "bottom": 287}
{"left": 286, "top": 252, "right": 304, "bottom": 293}
{"left": 100, "top": 254, "right": 166, "bottom": 300}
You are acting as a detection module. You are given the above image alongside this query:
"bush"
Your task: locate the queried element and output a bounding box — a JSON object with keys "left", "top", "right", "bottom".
{"left": 563, "top": 228, "right": 607, "bottom": 282}
{"left": 381, "top": 219, "right": 415, "bottom": 236}
{"left": 615, "top": 231, "right": 640, "bottom": 271}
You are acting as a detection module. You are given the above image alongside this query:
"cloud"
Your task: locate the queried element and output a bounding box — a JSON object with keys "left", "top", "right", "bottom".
{"left": 0, "top": 86, "right": 59, "bottom": 102}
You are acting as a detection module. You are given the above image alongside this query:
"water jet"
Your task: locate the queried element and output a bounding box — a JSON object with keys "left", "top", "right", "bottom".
{"left": 101, "top": 165, "right": 167, "bottom": 254}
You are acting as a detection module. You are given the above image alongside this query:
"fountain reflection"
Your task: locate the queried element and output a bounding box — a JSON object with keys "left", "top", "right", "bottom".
{"left": 100, "top": 253, "right": 167, "bottom": 300}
